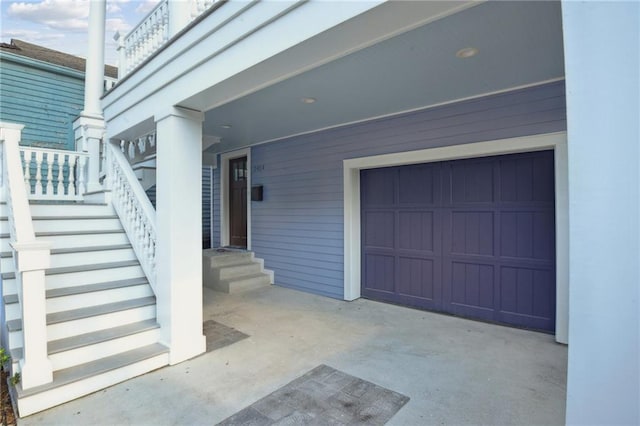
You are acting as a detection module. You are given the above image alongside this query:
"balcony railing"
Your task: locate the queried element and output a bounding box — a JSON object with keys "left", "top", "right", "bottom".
{"left": 115, "top": 0, "right": 221, "bottom": 78}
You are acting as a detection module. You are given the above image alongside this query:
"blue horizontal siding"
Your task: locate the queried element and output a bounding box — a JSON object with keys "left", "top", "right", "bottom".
{"left": 246, "top": 82, "right": 567, "bottom": 299}
{"left": 0, "top": 58, "right": 84, "bottom": 150}
{"left": 212, "top": 165, "right": 221, "bottom": 247}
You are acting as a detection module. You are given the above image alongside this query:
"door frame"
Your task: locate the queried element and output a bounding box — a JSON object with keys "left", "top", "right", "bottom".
{"left": 343, "top": 132, "right": 569, "bottom": 343}
{"left": 220, "top": 148, "right": 251, "bottom": 249}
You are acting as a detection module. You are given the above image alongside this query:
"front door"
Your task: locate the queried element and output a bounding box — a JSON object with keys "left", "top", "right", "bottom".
{"left": 229, "top": 156, "right": 248, "bottom": 248}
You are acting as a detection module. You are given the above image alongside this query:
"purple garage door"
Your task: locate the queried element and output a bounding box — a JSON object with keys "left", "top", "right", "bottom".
{"left": 361, "top": 151, "right": 556, "bottom": 332}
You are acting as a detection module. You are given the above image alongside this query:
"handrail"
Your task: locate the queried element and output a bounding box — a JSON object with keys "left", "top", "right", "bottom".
{"left": 105, "top": 141, "right": 157, "bottom": 289}
{"left": 1, "top": 128, "right": 37, "bottom": 242}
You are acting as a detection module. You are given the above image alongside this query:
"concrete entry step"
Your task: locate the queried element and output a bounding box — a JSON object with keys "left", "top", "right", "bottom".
{"left": 203, "top": 249, "right": 273, "bottom": 294}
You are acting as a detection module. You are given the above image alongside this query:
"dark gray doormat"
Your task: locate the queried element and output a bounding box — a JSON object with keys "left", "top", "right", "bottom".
{"left": 203, "top": 320, "right": 249, "bottom": 352}
{"left": 217, "top": 364, "right": 410, "bottom": 425}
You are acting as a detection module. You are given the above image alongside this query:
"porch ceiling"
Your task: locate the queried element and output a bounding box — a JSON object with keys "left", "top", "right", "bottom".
{"left": 201, "top": 1, "right": 564, "bottom": 154}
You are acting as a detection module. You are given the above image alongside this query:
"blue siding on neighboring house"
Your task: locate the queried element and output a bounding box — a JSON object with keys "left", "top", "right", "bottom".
{"left": 0, "top": 54, "right": 84, "bottom": 150}
{"left": 242, "top": 81, "right": 567, "bottom": 299}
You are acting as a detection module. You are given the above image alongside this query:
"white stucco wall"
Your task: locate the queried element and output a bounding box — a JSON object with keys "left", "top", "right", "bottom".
{"left": 562, "top": 1, "right": 639, "bottom": 424}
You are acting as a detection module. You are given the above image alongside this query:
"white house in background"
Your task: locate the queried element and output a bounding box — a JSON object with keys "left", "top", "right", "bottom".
{"left": 0, "top": 0, "right": 637, "bottom": 423}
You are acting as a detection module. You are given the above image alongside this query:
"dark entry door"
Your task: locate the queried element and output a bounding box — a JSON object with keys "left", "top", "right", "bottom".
{"left": 361, "top": 151, "right": 556, "bottom": 332}
{"left": 229, "top": 156, "right": 247, "bottom": 248}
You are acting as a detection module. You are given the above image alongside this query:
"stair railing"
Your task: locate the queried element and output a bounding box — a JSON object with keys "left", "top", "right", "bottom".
{"left": 105, "top": 140, "right": 157, "bottom": 289}
{"left": 0, "top": 122, "right": 53, "bottom": 390}
{"left": 20, "top": 147, "right": 89, "bottom": 201}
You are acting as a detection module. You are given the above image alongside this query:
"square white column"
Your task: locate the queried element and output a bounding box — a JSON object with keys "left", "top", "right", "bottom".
{"left": 562, "top": 1, "right": 639, "bottom": 424}
{"left": 155, "top": 106, "right": 206, "bottom": 364}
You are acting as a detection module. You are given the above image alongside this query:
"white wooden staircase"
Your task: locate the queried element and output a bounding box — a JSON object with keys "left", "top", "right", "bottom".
{"left": 0, "top": 123, "right": 172, "bottom": 417}
{"left": 0, "top": 201, "right": 168, "bottom": 416}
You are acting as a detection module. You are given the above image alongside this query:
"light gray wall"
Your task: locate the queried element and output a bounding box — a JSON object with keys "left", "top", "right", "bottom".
{"left": 563, "top": 2, "right": 639, "bottom": 424}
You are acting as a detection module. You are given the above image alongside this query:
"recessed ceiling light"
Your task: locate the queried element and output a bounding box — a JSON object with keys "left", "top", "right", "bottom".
{"left": 456, "top": 47, "right": 478, "bottom": 58}
{"left": 220, "top": 124, "right": 232, "bottom": 129}
{"left": 301, "top": 97, "right": 316, "bottom": 104}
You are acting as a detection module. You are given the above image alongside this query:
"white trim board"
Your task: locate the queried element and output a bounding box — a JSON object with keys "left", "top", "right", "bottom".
{"left": 343, "top": 132, "right": 569, "bottom": 344}
{"left": 219, "top": 148, "right": 252, "bottom": 249}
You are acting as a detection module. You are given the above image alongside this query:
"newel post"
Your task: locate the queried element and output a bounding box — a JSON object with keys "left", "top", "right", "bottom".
{"left": 13, "top": 242, "right": 53, "bottom": 390}
{"left": 1, "top": 122, "right": 54, "bottom": 389}
{"left": 168, "top": 0, "right": 192, "bottom": 38}
{"left": 114, "top": 31, "right": 127, "bottom": 79}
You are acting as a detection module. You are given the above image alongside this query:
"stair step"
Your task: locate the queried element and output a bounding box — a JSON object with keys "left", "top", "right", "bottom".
{"left": 48, "top": 277, "right": 149, "bottom": 298}
{"left": 10, "top": 319, "right": 160, "bottom": 360}
{"left": 203, "top": 250, "right": 254, "bottom": 268}
{"left": 16, "top": 343, "right": 168, "bottom": 399}
{"left": 7, "top": 296, "right": 156, "bottom": 331}
{"left": 218, "top": 262, "right": 262, "bottom": 279}
{"left": 28, "top": 201, "right": 108, "bottom": 206}
{"left": 0, "top": 244, "right": 133, "bottom": 258}
{"left": 32, "top": 215, "right": 118, "bottom": 220}
{"left": 1, "top": 260, "right": 140, "bottom": 280}
{"left": 216, "top": 272, "right": 272, "bottom": 294}
{"left": 0, "top": 216, "right": 118, "bottom": 221}
{"left": 36, "top": 229, "right": 126, "bottom": 237}
{"left": 3, "top": 277, "right": 149, "bottom": 305}
{"left": 51, "top": 320, "right": 160, "bottom": 355}
{"left": 0, "top": 230, "right": 127, "bottom": 240}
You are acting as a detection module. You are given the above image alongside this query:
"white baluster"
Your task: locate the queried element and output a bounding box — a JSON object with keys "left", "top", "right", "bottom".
{"left": 23, "top": 150, "right": 32, "bottom": 195}
{"left": 34, "top": 151, "right": 43, "bottom": 196}
{"left": 55, "top": 154, "right": 63, "bottom": 195}
{"left": 68, "top": 154, "right": 77, "bottom": 196}
{"left": 128, "top": 141, "right": 135, "bottom": 159}
{"left": 45, "top": 153, "right": 54, "bottom": 195}
{"left": 78, "top": 155, "right": 88, "bottom": 196}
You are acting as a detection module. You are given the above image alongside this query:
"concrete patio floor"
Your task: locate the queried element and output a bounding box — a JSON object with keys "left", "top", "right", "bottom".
{"left": 20, "top": 286, "right": 567, "bottom": 425}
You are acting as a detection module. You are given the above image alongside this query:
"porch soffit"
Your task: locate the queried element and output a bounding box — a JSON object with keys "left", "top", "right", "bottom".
{"left": 201, "top": 0, "right": 564, "bottom": 154}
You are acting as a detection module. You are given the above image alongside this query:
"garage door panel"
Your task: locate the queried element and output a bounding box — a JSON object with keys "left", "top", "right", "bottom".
{"left": 363, "top": 211, "right": 395, "bottom": 249}
{"left": 500, "top": 154, "right": 555, "bottom": 203}
{"left": 361, "top": 168, "right": 395, "bottom": 206}
{"left": 451, "top": 211, "right": 495, "bottom": 256}
{"left": 399, "top": 211, "right": 435, "bottom": 252}
{"left": 363, "top": 254, "right": 395, "bottom": 294}
{"left": 398, "top": 163, "right": 438, "bottom": 205}
{"left": 500, "top": 266, "right": 554, "bottom": 320}
{"left": 448, "top": 262, "right": 496, "bottom": 310}
{"left": 398, "top": 257, "right": 437, "bottom": 300}
{"left": 500, "top": 211, "right": 555, "bottom": 261}
{"left": 450, "top": 160, "right": 495, "bottom": 204}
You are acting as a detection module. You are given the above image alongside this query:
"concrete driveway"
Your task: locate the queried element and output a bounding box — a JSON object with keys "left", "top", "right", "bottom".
{"left": 20, "top": 286, "right": 567, "bottom": 425}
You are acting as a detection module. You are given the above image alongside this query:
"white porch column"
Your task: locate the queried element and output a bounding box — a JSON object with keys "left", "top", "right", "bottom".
{"left": 74, "top": 0, "right": 106, "bottom": 193}
{"left": 155, "top": 106, "right": 206, "bottom": 364}
{"left": 562, "top": 2, "right": 639, "bottom": 425}
{"left": 168, "top": 0, "right": 192, "bottom": 38}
